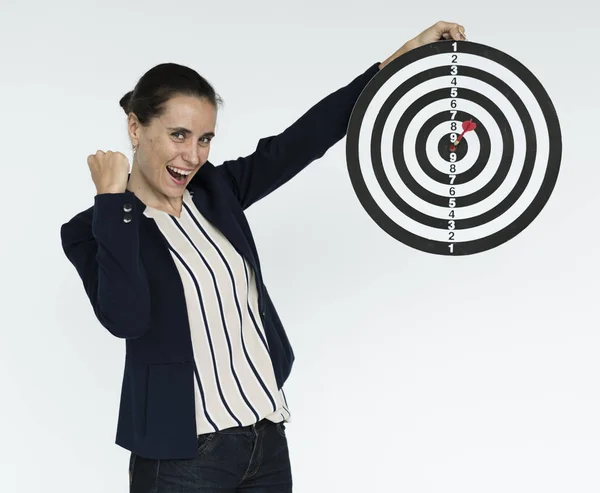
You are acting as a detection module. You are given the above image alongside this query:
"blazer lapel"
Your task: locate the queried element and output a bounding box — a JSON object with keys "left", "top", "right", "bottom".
{"left": 188, "top": 162, "right": 262, "bottom": 277}
{"left": 125, "top": 166, "right": 262, "bottom": 281}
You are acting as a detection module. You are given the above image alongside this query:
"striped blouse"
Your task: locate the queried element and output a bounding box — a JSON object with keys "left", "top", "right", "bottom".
{"left": 143, "top": 188, "right": 291, "bottom": 436}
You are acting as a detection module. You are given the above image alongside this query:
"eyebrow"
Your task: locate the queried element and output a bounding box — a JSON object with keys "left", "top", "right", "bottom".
{"left": 167, "top": 127, "right": 215, "bottom": 137}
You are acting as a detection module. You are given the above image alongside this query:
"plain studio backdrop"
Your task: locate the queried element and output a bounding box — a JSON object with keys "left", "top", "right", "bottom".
{"left": 1, "top": 1, "right": 598, "bottom": 492}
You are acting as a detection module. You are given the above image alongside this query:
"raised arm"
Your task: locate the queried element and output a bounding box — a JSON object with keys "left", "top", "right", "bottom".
{"left": 213, "top": 21, "right": 467, "bottom": 210}
{"left": 214, "top": 61, "right": 381, "bottom": 210}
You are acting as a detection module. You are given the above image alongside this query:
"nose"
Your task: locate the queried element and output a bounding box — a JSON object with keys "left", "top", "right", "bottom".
{"left": 182, "top": 142, "right": 201, "bottom": 166}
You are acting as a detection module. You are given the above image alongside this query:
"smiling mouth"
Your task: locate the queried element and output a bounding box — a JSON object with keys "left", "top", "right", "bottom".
{"left": 166, "top": 165, "right": 192, "bottom": 184}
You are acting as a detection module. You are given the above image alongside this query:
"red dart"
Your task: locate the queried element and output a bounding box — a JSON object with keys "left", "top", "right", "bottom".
{"left": 462, "top": 119, "right": 477, "bottom": 133}
{"left": 451, "top": 119, "right": 477, "bottom": 148}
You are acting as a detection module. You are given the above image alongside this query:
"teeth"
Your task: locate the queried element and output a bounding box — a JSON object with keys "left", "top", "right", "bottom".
{"left": 167, "top": 165, "right": 192, "bottom": 176}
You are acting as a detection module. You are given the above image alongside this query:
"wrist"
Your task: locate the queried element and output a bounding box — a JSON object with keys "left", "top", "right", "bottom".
{"left": 96, "top": 186, "right": 126, "bottom": 195}
{"left": 379, "top": 41, "right": 414, "bottom": 70}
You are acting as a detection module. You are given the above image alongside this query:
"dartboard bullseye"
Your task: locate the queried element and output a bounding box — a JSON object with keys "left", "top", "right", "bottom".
{"left": 346, "top": 40, "right": 562, "bottom": 255}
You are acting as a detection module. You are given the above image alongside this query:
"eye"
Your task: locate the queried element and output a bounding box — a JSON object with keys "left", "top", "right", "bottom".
{"left": 200, "top": 136, "right": 212, "bottom": 145}
{"left": 172, "top": 132, "right": 184, "bottom": 140}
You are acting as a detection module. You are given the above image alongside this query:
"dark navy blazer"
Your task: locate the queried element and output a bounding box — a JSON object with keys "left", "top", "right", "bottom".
{"left": 60, "top": 61, "right": 380, "bottom": 460}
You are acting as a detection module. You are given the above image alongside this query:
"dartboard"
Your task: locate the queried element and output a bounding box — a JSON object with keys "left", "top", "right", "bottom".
{"left": 346, "top": 40, "right": 562, "bottom": 255}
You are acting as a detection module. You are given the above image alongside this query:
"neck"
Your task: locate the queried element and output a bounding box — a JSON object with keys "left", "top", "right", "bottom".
{"left": 127, "top": 161, "right": 183, "bottom": 217}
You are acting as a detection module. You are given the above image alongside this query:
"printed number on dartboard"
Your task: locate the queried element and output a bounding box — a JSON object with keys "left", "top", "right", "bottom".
{"left": 448, "top": 41, "right": 460, "bottom": 253}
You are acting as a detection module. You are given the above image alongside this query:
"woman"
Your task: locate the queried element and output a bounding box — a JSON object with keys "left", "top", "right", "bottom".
{"left": 61, "top": 21, "right": 466, "bottom": 493}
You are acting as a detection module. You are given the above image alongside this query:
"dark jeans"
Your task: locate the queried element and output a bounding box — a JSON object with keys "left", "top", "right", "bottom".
{"left": 129, "top": 419, "right": 292, "bottom": 492}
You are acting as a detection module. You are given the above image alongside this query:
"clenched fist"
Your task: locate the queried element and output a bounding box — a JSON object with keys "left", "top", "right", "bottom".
{"left": 87, "top": 150, "right": 130, "bottom": 195}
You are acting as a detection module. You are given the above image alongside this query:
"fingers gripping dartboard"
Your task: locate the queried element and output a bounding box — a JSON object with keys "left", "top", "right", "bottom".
{"left": 346, "top": 40, "right": 562, "bottom": 256}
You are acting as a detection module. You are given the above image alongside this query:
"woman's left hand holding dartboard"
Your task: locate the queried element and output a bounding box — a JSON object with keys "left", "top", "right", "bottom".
{"left": 379, "top": 21, "right": 467, "bottom": 71}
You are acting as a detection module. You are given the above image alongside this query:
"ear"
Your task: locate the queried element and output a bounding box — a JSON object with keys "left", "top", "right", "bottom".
{"left": 127, "top": 113, "right": 142, "bottom": 149}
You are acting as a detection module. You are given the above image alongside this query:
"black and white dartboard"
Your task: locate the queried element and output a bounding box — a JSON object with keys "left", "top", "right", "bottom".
{"left": 346, "top": 40, "right": 562, "bottom": 255}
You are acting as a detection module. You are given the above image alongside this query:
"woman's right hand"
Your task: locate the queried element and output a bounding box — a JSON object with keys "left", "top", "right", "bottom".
{"left": 87, "top": 150, "right": 130, "bottom": 194}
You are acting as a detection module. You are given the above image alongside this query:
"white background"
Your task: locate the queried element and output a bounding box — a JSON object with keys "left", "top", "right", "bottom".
{"left": 1, "top": 0, "right": 598, "bottom": 491}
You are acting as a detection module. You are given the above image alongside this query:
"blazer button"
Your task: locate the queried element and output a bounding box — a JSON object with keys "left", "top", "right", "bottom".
{"left": 123, "top": 203, "right": 133, "bottom": 213}
{"left": 123, "top": 213, "right": 132, "bottom": 223}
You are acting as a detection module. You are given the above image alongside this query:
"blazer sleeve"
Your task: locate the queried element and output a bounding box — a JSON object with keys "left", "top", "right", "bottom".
{"left": 60, "top": 191, "right": 151, "bottom": 339}
{"left": 214, "top": 61, "right": 381, "bottom": 210}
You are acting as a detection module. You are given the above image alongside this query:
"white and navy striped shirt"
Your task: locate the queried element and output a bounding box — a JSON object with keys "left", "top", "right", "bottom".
{"left": 143, "top": 189, "right": 291, "bottom": 436}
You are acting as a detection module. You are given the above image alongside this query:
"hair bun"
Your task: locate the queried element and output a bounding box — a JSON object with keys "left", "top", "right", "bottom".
{"left": 119, "top": 91, "right": 133, "bottom": 114}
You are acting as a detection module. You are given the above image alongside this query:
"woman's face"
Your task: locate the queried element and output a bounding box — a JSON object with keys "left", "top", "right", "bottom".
{"left": 128, "top": 94, "right": 217, "bottom": 198}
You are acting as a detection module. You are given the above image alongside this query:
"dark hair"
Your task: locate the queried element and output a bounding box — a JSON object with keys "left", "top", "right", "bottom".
{"left": 119, "top": 62, "right": 223, "bottom": 127}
